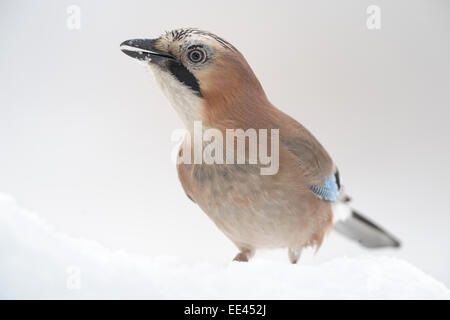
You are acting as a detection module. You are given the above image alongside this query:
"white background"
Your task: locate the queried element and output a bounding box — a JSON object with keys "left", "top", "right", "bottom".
{"left": 1, "top": 0, "right": 449, "bottom": 286}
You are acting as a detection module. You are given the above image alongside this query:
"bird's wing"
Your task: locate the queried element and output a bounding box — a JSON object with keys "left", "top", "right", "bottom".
{"left": 281, "top": 120, "right": 338, "bottom": 201}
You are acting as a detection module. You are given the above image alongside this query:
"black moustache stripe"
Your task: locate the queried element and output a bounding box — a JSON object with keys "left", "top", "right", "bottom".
{"left": 168, "top": 61, "right": 202, "bottom": 97}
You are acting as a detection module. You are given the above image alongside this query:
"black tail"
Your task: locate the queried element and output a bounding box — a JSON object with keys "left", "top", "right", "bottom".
{"left": 334, "top": 209, "right": 401, "bottom": 248}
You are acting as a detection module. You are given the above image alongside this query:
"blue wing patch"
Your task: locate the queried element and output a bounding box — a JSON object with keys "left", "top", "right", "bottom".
{"left": 310, "top": 174, "right": 339, "bottom": 201}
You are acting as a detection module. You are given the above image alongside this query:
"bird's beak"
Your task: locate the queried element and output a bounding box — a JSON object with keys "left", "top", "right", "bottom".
{"left": 120, "top": 39, "right": 175, "bottom": 62}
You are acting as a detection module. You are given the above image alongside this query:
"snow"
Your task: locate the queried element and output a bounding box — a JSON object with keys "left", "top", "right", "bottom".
{"left": 0, "top": 193, "right": 449, "bottom": 300}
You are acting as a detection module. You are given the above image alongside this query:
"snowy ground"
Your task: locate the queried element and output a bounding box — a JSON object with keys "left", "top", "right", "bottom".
{"left": 0, "top": 193, "right": 449, "bottom": 300}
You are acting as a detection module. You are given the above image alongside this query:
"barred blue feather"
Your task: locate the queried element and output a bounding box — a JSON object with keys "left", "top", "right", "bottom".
{"left": 310, "top": 174, "right": 339, "bottom": 201}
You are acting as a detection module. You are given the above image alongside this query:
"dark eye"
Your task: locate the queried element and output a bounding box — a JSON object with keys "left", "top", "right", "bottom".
{"left": 188, "top": 49, "right": 206, "bottom": 63}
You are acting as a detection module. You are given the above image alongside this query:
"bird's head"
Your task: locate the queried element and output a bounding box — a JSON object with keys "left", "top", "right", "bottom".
{"left": 120, "top": 28, "right": 269, "bottom": 129}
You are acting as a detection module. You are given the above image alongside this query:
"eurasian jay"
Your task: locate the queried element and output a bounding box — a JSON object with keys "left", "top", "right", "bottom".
{"left": 120, "top": 28, "right": 400, "bottom": 263}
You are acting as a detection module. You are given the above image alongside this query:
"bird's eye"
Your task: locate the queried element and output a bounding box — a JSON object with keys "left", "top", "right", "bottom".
{"left": 188, "top": 49, "right": 206, "bottom": 63}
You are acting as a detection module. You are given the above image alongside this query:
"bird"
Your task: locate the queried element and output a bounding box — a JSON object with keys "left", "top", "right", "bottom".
{"left": 120, "top": 28, "right": 400, "bottom": 263}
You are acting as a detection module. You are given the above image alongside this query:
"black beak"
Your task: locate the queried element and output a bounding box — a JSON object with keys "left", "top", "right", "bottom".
{"left": 120, "top": 39, "right": 175, "bottom": 62}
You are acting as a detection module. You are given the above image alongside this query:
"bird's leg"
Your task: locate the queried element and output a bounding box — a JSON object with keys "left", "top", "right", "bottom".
{"left": 288, "top": 248, "right": 302, "bottom": 264}
{"left": 233, "top": 248, "right": 255, "bottom": 262}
